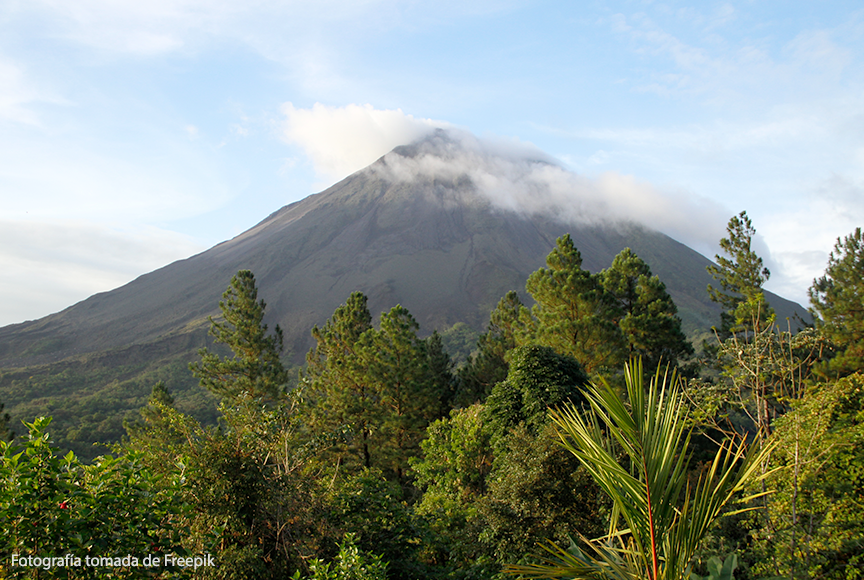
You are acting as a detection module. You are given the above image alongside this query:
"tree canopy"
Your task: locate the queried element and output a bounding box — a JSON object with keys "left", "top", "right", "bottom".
{"left": 484, "top": 345, "right": 588, "bottom": 442}
{"left": 526, "top": 234, "right": 626, "bottom": 374}
{"left": 513, "top": 361, "right": 772, "bottom": 580}
{"left": 304, "top": 295, "right": 451, "bottom": 483}
{"left": 601, "top": 247, "right": 693, "bottom": 372}
{"left": 190, "top": 270, "right": 287, "bottom": 401}
{"left": 707, "top": 211, "right": 774, "bottom": 335}
{"left": 809, "top": 227, "right": 864, "bottom": 377}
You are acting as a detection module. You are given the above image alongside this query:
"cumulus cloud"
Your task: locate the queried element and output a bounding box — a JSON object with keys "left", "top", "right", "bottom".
{"left": 0, "top": 220, "right": 204, "bottom": 326}
{"left": 280, "top": 102, "right": 444, "bottom": 182}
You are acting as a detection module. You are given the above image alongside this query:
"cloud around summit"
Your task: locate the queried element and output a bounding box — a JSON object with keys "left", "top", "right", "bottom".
{"left": 282, "top": 103, "right": 731, "bottom": 256}
{"left": 280, "top": 103, "right": 444, "bottom": 183}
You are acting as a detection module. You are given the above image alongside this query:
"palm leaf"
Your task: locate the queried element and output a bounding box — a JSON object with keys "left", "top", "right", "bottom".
{"left": 508, "top": 360, "right": 773, "bottom": 580}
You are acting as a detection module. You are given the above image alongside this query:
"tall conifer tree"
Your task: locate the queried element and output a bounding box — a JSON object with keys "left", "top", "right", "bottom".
{"left": 190, "top": 270, "right": 287, "bottom": 401}
{"left": 458, "top": 291, "right": 528, "bottom": 404}
{"left": 809, "top": 227, "right": 864, "bottom": 377}
{"left": 361, "top": 305, "right": 437, "bottom": 482}
{"left": 526, "top": 235, "right": 626, "bottom": 374}
{"left": 426, "top": 331, "right": 457, "bottom": 417}
{"left": 601, "top": 248, "right": 693, "bottom": 372}
{"left": 707, "top": 211, "right": 774, "bottom": 335}
{"left": 304, "top": 292, "right": 375, "bottom": 469}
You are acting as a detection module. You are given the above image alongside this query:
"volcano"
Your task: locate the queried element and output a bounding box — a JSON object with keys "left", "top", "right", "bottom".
{"left": 0, "top": 130, "right": 806, "bottom": 455}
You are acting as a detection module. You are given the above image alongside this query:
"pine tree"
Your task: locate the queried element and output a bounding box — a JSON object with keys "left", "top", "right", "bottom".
{"left": 425, "top": 331, "right": 457, "bottom": 417}
{"left": 361, "top": 305, "right": 437, "bottom": 483}
{"left": 190, "top": 270, "right": 287, "bottom": 401}
{"left": 303, "top": 292, "right": 375, "bottom": 469}
{"left": 526, "top": 235, "right": 626, "bottom": 374}
{"left": 305, "top": 297, "right": 445, "bottom": 483}
{"left": 707, "top": 211, "right": 774, "bottom": 335}
{"left": 457, "top": 291, "right": 528, "bottom": 404}
{"left": 601, "top": 248, "right": 693, "bottom": 372}
{"left": 809, "top": 227, "right": 864, "bottom": 377}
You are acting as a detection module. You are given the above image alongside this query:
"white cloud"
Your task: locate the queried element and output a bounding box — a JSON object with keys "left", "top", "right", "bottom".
{"left": 370, "top": 129, "right": 730, "bottom": 255}
{"left": 277, "top": 111, "right": 733, "bottom": 258}
{"left": 280, "top": 102, "right": 444, "bottom": 182}
{"left": 759, "top": 174, "right": 864, "bottom": 307}
{"left": 0, "top": 221, "right": 204, "bottom": 325}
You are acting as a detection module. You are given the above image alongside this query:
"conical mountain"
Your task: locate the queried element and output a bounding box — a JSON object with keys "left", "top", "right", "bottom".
{"left": 0, "top": 130, "right": 803, "bottom": 368}
{"left": 0, "top": 130, "right": 807, "bottom": 457}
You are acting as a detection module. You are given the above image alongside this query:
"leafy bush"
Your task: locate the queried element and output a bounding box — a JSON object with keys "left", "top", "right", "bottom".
{"left": 0, "top": 417, "right": 187, "bottom": 579}
{"left": 292, "top": 534, "right": 388, "bottom": 580}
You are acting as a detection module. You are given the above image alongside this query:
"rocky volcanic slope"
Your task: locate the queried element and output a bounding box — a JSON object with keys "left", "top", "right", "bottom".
{"left": 0, "top": 134, "right": 805, "bottom": 369}
{"left": 0, "top": 133, "right": 809, "bottom": 457}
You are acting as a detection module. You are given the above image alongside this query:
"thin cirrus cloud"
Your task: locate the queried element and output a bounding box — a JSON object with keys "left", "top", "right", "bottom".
{"left": 16, "top": 0, "right": 427, "bottom": 57}
{"left": 0, "top": 56, "right": 62, "bottom": 126}
{"left": 0, "top": 116, "right": 225, "bottom": 326}
{"left": 0, "top": 129, "right": 232, "bottom": 223}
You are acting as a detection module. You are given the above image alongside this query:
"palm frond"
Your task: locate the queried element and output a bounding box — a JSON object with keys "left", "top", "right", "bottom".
{"left": 514, "top": 359, "right": 774, "bottom": 580}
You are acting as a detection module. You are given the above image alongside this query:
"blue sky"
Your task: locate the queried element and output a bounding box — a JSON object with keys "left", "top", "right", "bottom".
{"left": 2, "top": 0, "right": 863, "bottom": 326}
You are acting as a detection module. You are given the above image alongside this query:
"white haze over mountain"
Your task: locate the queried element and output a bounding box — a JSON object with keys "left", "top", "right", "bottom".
{"left": 282, "top": 103, "right": 732, "bottom": 259}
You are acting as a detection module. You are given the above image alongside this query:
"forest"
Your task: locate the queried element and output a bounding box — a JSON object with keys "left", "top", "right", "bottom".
{"left": 1, "top": 213, "right": 862, "bottom": 580}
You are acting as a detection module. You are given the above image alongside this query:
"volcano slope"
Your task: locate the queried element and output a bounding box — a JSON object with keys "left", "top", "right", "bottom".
{"left": 0, "top": 132, "right": 806, "bottom": 457}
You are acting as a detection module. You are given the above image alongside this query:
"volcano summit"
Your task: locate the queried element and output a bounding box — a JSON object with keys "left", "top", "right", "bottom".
{"left": 0, "top": 130, "right": 805, "bottom": 454}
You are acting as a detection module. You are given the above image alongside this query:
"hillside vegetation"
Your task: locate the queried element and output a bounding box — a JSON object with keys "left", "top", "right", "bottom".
{"left": 0, "top": 139, "right": 807, "bottom": 462}
{"left": 1, "top": 220, "right": 860, "bottom": 580}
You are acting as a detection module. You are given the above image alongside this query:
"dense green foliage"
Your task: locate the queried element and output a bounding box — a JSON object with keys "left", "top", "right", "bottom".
{"left": 525, "top": 235, "right": 626, "bottom": 375}
{"left": 1, "top": 417, "right": 187, "bottom": 579}
{"left": 304, "top": 292, "right": 376, "bottom": 470}
{"left": 484, "top": 345, "right": 588, "bottom": 442}
{"left": 481, "top": 237, "right": 693, "bottom": 382}
{"left": 689, "top": 221, "right": 864, "bottom": 580}
{"left": 303, "top": 295, "right": 449, "bottom": 483}
{"left": 190, "top": 270, "right": 288, "bottom": 401}
{"left": 411, "top": 353, "right": 607, "bottom": 577}
{"left": 809, "top": 227, "right": 864, "bottom": 378}
{"left": 706, "top": 211, "right": 774, "bottom": 335}
{"left": 457, "top": 291, "right": 525, "bottom": 405}
{"left": 512, "top": 362, "right": 771, "bottom": 580}
{"left": 292, "top": 534, "right": 388, "bottom": 580}
{"left": 601, "top": 248, "right": 694, "bottom": 372}
{"left": 0, "top": 342, "right": 215, "bottom": 462}
{"left": 749, "top": 373, "right": 864, "bottom": 579}
{"left": 1, "top": 220, "right": 862, "bottom": 579}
